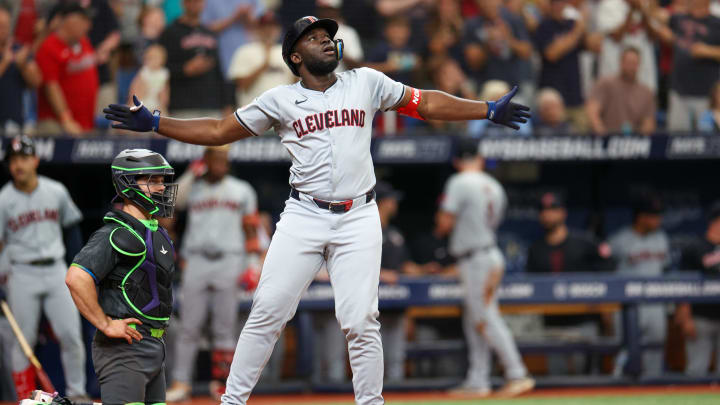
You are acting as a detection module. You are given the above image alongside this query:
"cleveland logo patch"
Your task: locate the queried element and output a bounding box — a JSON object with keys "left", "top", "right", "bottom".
{"left": 7, "top": 209, "right": 59, "bottom": 232}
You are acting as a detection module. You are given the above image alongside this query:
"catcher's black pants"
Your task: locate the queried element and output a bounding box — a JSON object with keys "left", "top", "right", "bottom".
{"left": 92, "top": 331, "right": 166, "bottom": 405}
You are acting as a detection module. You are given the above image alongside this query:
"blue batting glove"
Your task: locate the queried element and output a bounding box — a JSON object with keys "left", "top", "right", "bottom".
{"left": 103, "top": 95, "right": 161, "bottom": 132}
{"left": 486, "top": 86, "right": 531, "bottom": 130}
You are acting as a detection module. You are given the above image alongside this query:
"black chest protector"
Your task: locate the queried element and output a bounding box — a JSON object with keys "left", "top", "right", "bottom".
{"left": 104, "top": 212, "right": 175, "bottom": 323}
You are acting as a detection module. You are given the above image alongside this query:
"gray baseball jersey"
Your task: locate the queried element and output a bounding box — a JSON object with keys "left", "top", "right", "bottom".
{"left": 180, "top": 176, "right": 257, "bottom": 256}
{"left": 608, "top": 226, "right": 669, "bottom": 376}
{"left": 441, "top": 171, "right": 507, "bottom": 256}
{"left": 234, "top": 67, "right": 405, "bottom": 200}
{"left": 440, "top": 171, "right": 528, "bottom": 389}
{"left": 609, "top": 226, "right": 670, "bottom": 276}
{"left": 1, "top": 176, "right": 86, "bottom": 397}
{"left": 0, "top": 176, "right": 83, "bottom": 263}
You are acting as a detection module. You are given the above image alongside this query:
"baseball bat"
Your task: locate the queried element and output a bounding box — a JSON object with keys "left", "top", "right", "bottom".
{"left": 1, "top": 300, "right": 56, "bottom": 393}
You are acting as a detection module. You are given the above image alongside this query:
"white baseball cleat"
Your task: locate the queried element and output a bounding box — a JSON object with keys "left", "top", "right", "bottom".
{"left": 209, "top": 380, "right": 226, "bottom": 401}
{"left": 495, "top": 376, "right": 536, "bottom": 398}
{"left": 165, "top": 381, "right": 192, "bottom": 402}
{"left": 447, "top": 383, "right": 492, "bottom": 398}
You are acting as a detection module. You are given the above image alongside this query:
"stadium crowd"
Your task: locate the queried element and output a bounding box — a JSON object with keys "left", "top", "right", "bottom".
{"left": 1, "top": 0, "right": 720, "bottom": 402}
{"left": 3, "top": 0, "right": 720, "bottom": 137}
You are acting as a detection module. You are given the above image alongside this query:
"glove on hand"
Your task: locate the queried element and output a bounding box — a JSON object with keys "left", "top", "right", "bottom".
{"left": 103, "top": 95, "right": 160, "bottom": 132}
{"left": 486, "top": 86, "right": 531, "bottom": 130}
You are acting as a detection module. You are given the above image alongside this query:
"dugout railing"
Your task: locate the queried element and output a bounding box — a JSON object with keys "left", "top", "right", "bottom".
{"left": 234, "top": 272, "right": 720, "bottom": 390}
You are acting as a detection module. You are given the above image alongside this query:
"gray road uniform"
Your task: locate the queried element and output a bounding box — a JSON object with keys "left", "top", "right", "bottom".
{"left": 222, "top": 67, "right": 404, "bottom": 405}
{"left": 378, "top": 226, "right": 412, "bottom": 381}
{"left": 0, "top": 176, "right": 86, "bottom": 397}
{"left": 71, "top": 210, "right": 175, "bottom": 404}
{"left": 312, "top": 224, "right": 411, "bottom": 383}
{"left": 172, "top": 173, "right": 258, "bottom": 385}
{"left": 440, "top": 171, "right": 528, "bottom": 390}
{"left": 608, "top": 227, "right": 670, "bottom": 376}
{"left": 0, "top": 287, "right": 16, "bottom": 401}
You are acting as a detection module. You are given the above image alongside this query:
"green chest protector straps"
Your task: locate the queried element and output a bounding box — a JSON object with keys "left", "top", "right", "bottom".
{"left": 107, "top": 216, "right": 174, "bottom": 321}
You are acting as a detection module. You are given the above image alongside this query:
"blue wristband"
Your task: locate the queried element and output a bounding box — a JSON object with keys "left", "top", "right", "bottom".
{"left": 486, "top": 101, "right": 497, "bottom": 121}
{"left": 152, "top": 110, "right": 161, "bottom": 132}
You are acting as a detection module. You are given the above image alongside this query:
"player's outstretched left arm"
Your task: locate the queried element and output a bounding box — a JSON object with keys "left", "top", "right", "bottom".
{"left": 396, "top": 85, "right": 530, "bottom": 130}
{"left": 103, "top": 95, "right": 252, "bottom": 146}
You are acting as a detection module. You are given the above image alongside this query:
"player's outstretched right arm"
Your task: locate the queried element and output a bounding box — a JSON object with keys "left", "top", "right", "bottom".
{"left": 104, "top": 95, "right": 253, "bottom": 146}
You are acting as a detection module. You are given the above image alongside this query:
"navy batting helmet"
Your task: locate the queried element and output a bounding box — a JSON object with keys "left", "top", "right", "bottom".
{"left": 5, "top": 135, "right": 36, "bottom": 162}
{"left": 282, "top": 16, "right": 342, "bottom": 76}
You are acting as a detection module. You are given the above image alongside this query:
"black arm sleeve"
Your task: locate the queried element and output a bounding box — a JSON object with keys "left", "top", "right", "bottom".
{"left": 63, "top": 224, "right": 83, "bottom": 266}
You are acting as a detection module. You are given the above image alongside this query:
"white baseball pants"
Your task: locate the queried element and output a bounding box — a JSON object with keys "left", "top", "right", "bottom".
{"left": 221, "top": 196, "right": 384, "bottom": 405}
{"left": 458, "top": 248, "right": 527, "bottom": 389}
{"left": 8, "top": 262, "right": 86, "bottom": 397}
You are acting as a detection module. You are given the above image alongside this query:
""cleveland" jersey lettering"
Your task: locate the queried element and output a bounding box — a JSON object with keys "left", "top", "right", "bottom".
{"left": 292, "top": 109, "right": 366, "bottom": 138}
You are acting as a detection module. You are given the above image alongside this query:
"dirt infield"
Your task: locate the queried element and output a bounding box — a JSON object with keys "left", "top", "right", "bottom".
{"left": 195, "top": 385, "right": 720, "bottom": 404}
{"left": 3, "top": 385, "right": 718, "bottom": 405}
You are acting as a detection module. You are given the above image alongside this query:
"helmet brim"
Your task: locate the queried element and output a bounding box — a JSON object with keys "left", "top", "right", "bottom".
{"left": 287, "top": 18, "right": 338, "bottom": 55}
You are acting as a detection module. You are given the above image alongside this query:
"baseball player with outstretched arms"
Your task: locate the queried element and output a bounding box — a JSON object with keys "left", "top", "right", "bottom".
{"left": 65, "top": 149, "right": 178, "bottom": 405}
{"left": 436, "top": 139, "right": 534, "bottom": 398}
{"left": 103, "top": 16, "right": 529, "bottom": 405}
{"left": 0, "top": 136, "right": 88, "bottom": 402}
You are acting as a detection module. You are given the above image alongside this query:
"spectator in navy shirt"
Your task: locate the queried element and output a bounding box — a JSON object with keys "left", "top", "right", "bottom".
{"left": 366, "top": 15, "right": 421, "bottom": 86}
{"left": 159, "top": 0, "right": 229, "bottom": 118}
{"left": 425, "top": 0, "right": 465, "bottom": 65}
{"left": 535, "top": 0, "right": 593, "bottom": 131}
{"left": 460, "top": 0, "right": 532, "bottom": 100}
{"left": 644, "top": 0, "right": 720, "bottom": 131}
{"left": 0, "top": 6, "right": 41, "bottom": 136}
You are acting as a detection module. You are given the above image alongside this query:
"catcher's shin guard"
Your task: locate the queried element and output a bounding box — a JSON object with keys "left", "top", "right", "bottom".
{"left": 12, "top": 366, "right": 36, "bottom": 401}
{"left": 211, "top": 349, "right": 234, "bottom": 381}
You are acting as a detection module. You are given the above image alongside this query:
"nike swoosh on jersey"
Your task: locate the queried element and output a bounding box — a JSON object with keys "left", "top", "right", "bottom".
{"left": 295, "top": 99, "right": 307, "bottom": 105}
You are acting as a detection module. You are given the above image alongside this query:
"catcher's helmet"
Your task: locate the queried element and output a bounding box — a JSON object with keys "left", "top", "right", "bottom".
{"left": 5, "top": 135, "right": 36, "bottom": 161}
{"left": 111, "top": 149, "right": 178, "bottom": 218}
{"left": 282, "top": 16, "right": 342, "bottom": 76}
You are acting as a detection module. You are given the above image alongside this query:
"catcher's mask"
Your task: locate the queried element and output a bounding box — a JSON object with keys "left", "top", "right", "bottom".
{"left": 111, "top": 149, "right": 178, "bottom": 218}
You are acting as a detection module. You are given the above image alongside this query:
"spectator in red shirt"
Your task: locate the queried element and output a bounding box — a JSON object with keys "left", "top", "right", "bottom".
{"left": 35, "top": 4, "right": 98, "bottom": 136}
